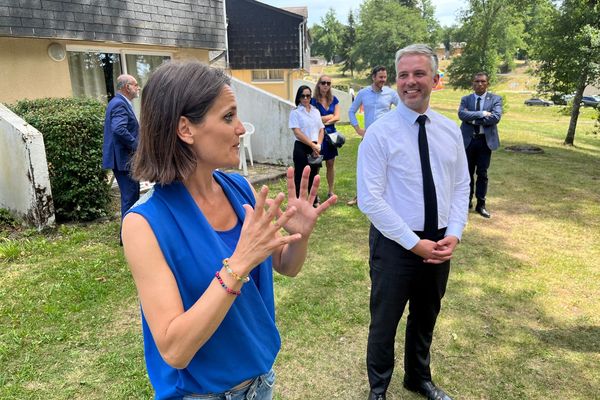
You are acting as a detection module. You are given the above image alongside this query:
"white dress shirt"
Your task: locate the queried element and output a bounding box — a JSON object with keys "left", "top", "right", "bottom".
{"left": 289, "top": 105, "right": 324, "bottom": 142}
{"left": 357, "top": 101, "right": 470, "bottom": 250}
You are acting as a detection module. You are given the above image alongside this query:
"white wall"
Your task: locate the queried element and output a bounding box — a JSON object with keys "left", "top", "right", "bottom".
{"left": 231, "top": 78, "right": 295, "bottom": 165}
{"left": 0, "top": 104, "right": 55, "bottom": 228}
{"left": 293, "top": 79, "right": 352, "bottom": 123}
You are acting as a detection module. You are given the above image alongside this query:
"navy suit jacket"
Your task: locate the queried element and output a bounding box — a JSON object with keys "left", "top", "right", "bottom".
{"left": 458, "top": 92, "right": 502, "bottom": 151}
{"left": 102, "top": 94, "right": 139, "bottom": 171}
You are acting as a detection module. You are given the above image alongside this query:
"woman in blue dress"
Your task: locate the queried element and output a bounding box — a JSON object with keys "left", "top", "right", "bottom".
{"left": 122, "top": 61, "right": 337, "bottom": 400}
{"left": 311, "top": 75, "right": 340, "bottom": 199}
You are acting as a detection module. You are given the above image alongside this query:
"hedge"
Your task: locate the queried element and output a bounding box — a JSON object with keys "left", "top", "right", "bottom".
{"left": 9, "top": 97, "right": 110, "bottom": 222}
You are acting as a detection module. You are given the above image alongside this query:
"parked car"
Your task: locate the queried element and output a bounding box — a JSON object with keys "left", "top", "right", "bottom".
{"left": 582, "top": 95, "right": 600, "bottom": 108}
{"left": 524, "top": 98, "right": 554, "bottom": 107}
{"left": 551, "top": 93, "right": 575, "bottom": 105}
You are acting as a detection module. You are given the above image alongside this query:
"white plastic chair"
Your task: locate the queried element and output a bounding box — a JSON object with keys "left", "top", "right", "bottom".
{"left": 239, "top": 122, "right": 255, "bottom": 176}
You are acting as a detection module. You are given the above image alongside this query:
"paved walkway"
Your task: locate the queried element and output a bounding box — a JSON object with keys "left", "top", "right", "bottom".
{"left": 112, "top": 163, "right": 289, "bottom": 193}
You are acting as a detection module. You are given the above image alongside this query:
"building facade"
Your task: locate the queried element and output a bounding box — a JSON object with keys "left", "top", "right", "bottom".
{"left": 226, "top": 0, "right": 310, "bottom": 101}
{"left": 0, "top": 0, "right": 227, "bottom": 109}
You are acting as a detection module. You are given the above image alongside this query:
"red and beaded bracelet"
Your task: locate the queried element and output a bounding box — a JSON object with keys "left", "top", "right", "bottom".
{"left": 223, "top": 258, "right": 250, "bottom": 283}
{"left": 215, "top": 271, "right": 241, "bottom": 296}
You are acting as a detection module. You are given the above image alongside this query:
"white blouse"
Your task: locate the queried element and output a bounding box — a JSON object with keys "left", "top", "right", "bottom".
{"left": 288, "top": 105, "right": 324, "bottom": 142}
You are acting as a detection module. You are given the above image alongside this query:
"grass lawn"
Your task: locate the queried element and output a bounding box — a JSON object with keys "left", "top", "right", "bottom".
{"left": 1, "top": 80, "right": 599, "bottom": 399}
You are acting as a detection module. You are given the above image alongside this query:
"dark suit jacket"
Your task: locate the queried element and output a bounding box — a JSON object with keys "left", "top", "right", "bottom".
{"left": 458, "top": 92, "right": 502, "bottom": 151}
{"left": 102, "top": 94, "right": 139, "bottom": 171}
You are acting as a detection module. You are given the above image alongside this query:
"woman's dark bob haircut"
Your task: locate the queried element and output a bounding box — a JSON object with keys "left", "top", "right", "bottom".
{"left": 294, "top": 85, "right": 312, "bottom": 106}
{"left": 132, "top": 61, "right": 230, "bottom": 184}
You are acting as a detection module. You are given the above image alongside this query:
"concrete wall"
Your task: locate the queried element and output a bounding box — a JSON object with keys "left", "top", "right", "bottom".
{"left": 0, "top": 36, "right": 209, "bottom": 105}
{"left": 231, "top": 78, "right": 294, "bottom": 165}
{"left": 0, "top": 104, "right": 55, "bottom": 229}
{"left": 293, "top": 79, "right": 352, "bottom": 123}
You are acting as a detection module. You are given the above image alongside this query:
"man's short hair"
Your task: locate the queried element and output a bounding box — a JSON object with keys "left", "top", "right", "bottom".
{"left": 132, "top": 61, "right": 230, "bottom": 184}
{"left": 394, "top": 44, "right": 438, "bottom": 76}
{"left": 116, "top": 75, "right": 132, "bottom": 90}
{"left": 473, "top": 72, "right": 489, "bottom": 81}
{"left": 370, "top": 66, "right": 387, "bottom": 79}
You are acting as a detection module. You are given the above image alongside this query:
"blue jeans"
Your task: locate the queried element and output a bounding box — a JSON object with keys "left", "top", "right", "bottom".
{"left": 183, "top": 369, "right": 275, "bottom": 400}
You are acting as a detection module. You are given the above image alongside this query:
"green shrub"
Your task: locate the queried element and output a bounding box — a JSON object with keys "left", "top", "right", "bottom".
{"left": 9, "top": 98, "right": 110, "bottom": 221}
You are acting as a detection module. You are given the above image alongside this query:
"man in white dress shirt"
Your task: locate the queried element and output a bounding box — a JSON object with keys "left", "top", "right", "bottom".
{"left": 357, "top": 44, "right": 469, "bottom": 400}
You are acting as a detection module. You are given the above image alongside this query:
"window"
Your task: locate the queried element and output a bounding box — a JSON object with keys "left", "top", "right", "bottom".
{"left": 68, "top": 52, "right": 122, "bottom": 102}
{"left": 251, "top": 69, "right": 284, "bottom": 82}
{"left": 66, "top": 46, "right": 171, "bottom": 115}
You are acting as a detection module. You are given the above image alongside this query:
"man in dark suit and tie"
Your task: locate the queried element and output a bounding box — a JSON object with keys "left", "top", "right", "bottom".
{"left": 458, "top": 72, "right": 503, "bottom": 218}
{"left": 103, "top": 74, "right": 141, "bottom": 227}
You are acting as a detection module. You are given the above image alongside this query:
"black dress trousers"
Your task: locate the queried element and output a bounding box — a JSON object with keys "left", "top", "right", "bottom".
{"left": 366, "top": 225, "right": 450, "bottom": 394}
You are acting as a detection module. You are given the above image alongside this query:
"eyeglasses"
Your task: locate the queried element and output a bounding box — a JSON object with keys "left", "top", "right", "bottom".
{"left": 319, "top": 81, "right": 332, "bottom": 86}
{"left": 300, "top": 94, "right": 311, "bottom": 99}
{"left": 473, "top": 80, "right": 487, "bottom": 84}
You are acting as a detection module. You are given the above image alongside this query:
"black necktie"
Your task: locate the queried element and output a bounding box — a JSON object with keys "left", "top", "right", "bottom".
{"left": 417, "top": 115, "right": 438, "bottom": 238}
{"left": 475, "top": 96, "right": 482, "bottom": 134}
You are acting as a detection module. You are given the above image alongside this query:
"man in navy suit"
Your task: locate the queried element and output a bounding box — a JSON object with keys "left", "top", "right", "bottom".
{"left": 102, "top": 74, "right": 141, "bottom": 225}
{"left": 458, "top": 72, "right": 502, "bottom": 218}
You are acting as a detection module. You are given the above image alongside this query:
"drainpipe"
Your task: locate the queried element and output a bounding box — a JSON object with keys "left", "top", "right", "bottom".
{"left": 222, "top": 0, "right": 229, "bottom": 68}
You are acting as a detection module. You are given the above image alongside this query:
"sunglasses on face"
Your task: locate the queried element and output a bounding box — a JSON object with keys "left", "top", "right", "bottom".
{"left": 319, "top": 81, "right": 332, "bottom": 86}
{"left": 300, "top": 94, "right": 311, "bottom": 99}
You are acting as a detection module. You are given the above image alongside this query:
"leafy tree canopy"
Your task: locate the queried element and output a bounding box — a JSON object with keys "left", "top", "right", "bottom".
{"left": 309, "top": 9, "right": 343, "bottom": 63}
{"left": 532, "top": 0, "right": 600, "bottom": 145}
{"left": 354, "top": 0, "right": 429, "bottom": 81}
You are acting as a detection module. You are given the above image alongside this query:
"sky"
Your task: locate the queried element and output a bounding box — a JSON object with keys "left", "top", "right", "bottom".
{"left": 260, "top": 0, "right": 464, "bottom": 27}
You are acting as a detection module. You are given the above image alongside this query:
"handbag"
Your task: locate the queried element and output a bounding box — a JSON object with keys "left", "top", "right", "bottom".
{"left": 326, "top": 131, "right": 346, "bottom": 148}
{"left": 307, "top": 154, "right": 323, "bottom": 165}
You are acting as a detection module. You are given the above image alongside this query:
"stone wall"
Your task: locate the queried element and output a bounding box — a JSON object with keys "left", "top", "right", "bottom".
{"left": 0, "top": 103, "right": 55, "bottom": 229}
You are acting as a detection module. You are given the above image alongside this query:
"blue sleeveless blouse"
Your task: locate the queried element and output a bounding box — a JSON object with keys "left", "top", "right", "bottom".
{"left": 311, "top": 96, "right": 339, "bottom": 133}
{"left": 128, "top": 171, "right": 280, "bottom": 399}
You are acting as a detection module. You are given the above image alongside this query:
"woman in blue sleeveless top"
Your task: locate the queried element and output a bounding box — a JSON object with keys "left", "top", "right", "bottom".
{"left": 122, "top": 61, "right": 337, "bottom": 400}
{"left": 311, "top": 75, "right": 340, "bottom": 199}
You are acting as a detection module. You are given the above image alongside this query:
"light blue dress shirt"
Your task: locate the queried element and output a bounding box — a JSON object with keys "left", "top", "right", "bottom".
{"left": 348, "top": 85, "right": 400, "bottom": 129}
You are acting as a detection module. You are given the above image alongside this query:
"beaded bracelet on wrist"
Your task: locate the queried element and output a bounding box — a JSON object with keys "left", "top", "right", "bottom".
{"left": 223, "top": 258, "right": 250, "bottom": 283}
{"left": 215, "top": 271, "right": 241, "bottom": 296}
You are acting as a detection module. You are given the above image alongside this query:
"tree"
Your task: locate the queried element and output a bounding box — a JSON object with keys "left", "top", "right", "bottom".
{"left": 532, "top": 0, "right": 600, "bottom": 145}
{"left": 310, "top": 9, "right": 343, "bottom": 64}
{"left": 447, "top": 0, "right": 528, "bottom": 88}
{"left": 417, "top": 0, "right": 443, "bottom": 46}
{"left": 339, "top": 10, "right": 357, "bottom": 77}
{"left": 354, "top": 0, "right": 428, "bottom": 80}
{"left": 309, "top": 24, "right": 326, "bottom": 58}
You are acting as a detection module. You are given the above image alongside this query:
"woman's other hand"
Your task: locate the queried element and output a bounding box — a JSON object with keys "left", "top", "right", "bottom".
{"left": 230, "top": 185, "right": 302, "bottom": 275}
{"left": 278, "top": 166, "right": 337, "bottom": 237}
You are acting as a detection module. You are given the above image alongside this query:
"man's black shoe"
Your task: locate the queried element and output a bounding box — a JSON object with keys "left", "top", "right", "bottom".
{"left": 475, "top": 205, "right": 491, "bottom": 218}
{"left": 403, "top": 380, "right": 453, "bottom": 400}
{"left": 367, "top": 392, "right": 385, "bottom": 400}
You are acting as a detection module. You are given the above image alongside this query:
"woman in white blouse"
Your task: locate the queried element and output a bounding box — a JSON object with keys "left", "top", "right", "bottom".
{"left": 289, "top": 85, "right": 325, "bottom": 207}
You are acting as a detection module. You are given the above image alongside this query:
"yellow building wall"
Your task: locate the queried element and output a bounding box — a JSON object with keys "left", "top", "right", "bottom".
{"left": 0, "top": 37, "right": 210, "bottom": 105}
{"left": 231, "top": 69, "right": 307, "bottom": 102}
{"left": 0, "top": 37, "right": 73, "bottom": 104}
